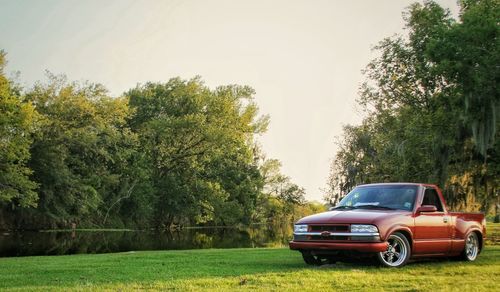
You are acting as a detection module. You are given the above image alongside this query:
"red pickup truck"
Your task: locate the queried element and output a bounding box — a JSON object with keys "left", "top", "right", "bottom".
{"left": 290, "top": 183, "right": 486, "bottom": 267}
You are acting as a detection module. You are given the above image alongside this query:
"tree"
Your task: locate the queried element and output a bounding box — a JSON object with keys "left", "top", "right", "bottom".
{"left": 127, "top": 77, "right": 269, "bottom": 227}
{"left": 26, "top": 75, "right": 141, "bottom": 227}
{"left": 326, "top": 0, "right": 499, "bottom": 214}
{"left": 428, "top": 0, "right": 500, "bottom": 158}
{"left": 258, "top": 158, "right": 306, "bottom": 223}
{"left": 0, "top": 52, "right": 305, "bottom": 229}
{"left": 0, "top": 50, "right": 38, "bottom": 208}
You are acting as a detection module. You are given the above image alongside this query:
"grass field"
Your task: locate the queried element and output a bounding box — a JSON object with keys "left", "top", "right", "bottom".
{"left": 0, "top": 246, "right": 499, "bottom": 291}
{"left": 486, "top": 222, "right": 500, "bottom": 245}
{"left": 0, "top": 223, "right": 499, "bottom": 291}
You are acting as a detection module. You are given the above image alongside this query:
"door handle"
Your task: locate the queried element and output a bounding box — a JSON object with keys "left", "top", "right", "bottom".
{"left": 443, "top": 217, "right": 448, "bottom": 223}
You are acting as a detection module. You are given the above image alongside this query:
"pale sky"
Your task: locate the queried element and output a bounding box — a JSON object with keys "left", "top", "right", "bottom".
{"left": 0, "top": 0, "right": 459, "bottom": 202}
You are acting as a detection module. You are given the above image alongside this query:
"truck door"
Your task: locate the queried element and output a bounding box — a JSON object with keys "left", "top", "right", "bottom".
{"left": 413, "top": 187, "right": 451, "bottom": 254}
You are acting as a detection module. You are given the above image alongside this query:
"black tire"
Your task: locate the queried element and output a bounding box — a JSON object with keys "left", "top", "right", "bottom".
{"left": 376, "top": 232, "right": 411, "bottom": 267}
{"left": 301, "top": 250, "right": 321, "bottom": 265}
{"left": 461, "top": 232, "right": 480, "bottom": 261}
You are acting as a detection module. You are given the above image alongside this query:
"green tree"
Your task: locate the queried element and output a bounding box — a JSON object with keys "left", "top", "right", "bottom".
{"left": 26, "top": 75, "right": 141, "bottom": 227}
{"left": 257, "top": 158, "right": 305, "bottom": 223}
{"left": 0, "top": 51, "right": 38, "bottom": 208}
{"left": 326, "top": 0, "right": 499, "bottom": 214}
{"left": 0, "top": 53, "right": 305, "bottom": 229}
{"left": 428, "top": 0, "right": 499, "bottom": 158}
{"left": 127, "top": 77, "right": 269, "bottom": 227}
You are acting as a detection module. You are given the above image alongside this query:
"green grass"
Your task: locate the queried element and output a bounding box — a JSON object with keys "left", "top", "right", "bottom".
{"left": 486, "top": 222, "right": 500, "bottom": 245}
{"left": 1, "top": 223, "right": 498, "bottom": 291}
{"left": 0, "top": 246, "right": 499, "bottom": 291}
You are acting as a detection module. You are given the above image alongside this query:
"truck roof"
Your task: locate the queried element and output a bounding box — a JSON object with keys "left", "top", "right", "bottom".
{"left": 356, "top": 182, "right": 438, "bottom": 188}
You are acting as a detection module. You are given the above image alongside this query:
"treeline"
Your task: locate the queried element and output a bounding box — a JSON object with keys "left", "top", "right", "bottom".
{"left": 325, "top": 0, "right": 499, "bottom": 218}
{"left": 0, "top": 54, "right": 323, "bottom": 230}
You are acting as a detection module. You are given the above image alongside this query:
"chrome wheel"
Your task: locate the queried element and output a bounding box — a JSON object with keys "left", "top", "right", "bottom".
{"left": 377, "top": 232, "right": 410, "bottom": 267}
{"left": 464, "top": 232, "right": 479, "bottom": 261}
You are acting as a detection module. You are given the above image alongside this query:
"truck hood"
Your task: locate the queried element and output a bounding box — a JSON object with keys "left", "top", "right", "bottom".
{"left": 296, "top": 209, "right": 404, "bottom": 225}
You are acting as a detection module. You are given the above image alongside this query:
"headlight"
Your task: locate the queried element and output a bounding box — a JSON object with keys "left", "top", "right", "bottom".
{"left": 294, "top": 224, "right": 308, "bottom": 233}
{"left": 350, "top": 224, "right": 378, "bottom": 233}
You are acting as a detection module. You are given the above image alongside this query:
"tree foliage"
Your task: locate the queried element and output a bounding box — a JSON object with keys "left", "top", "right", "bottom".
{"left": 0, "top": 64, "right": 315, "bottom": 229}
{"left": 126, "top": 78, "right": 270, "bottom": 227}
{"left": 0, "top": 51, "right": 38, "bottom": 208}
{"left": 326, "top": 0, "right": 499, "bottom": 215}
{"left": 24, "top": 75, "right": 141, "bottom": 226}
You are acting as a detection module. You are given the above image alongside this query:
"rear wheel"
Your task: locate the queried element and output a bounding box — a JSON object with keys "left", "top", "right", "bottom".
{"left": 461, "top": 232, "right": 479, "bottom": 261}
{"left": 376, "top": 232, "right": 411, "bottom": 267}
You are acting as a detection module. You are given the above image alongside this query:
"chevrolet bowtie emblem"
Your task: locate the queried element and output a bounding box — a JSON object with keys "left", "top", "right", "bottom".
{"left": 320, "top": 231, "right": 331, "bottom": 237}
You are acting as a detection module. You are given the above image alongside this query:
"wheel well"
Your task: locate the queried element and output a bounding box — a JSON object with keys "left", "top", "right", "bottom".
{"left": 393, "top": 230, "right": 412, "bottom": 248}
{"left": 473, "top": 230, "right": 483, "bottom": 252}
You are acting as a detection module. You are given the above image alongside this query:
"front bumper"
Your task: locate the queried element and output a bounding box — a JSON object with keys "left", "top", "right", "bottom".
{"left": 289, "top": 241, "right": 388, "bottom": 252}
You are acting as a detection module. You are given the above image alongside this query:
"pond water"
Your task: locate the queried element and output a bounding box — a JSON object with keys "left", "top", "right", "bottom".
{"left": 0, "top": 224, "right": 293, "bottom": 257}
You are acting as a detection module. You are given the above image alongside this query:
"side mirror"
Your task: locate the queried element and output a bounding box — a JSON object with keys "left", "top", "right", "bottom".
{"left": 416, "top": 205, "right": 437, "bottom": 213}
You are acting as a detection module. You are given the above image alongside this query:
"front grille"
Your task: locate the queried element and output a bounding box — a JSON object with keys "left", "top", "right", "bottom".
{"left": 309, "top": 225, "right": 349, "bottom": 232}
{"left": 310, "top": 235, "right": 349, "bottom": 241}
{"left": 305, "top": 225, "right": 350, "bottom": 241}
{"left": 293, "top": 224, "right": 380, "bottom": 242}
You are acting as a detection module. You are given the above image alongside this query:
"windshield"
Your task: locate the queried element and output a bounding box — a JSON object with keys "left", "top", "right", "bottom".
{"left": 337, "top": 185, "right": 418, "bottom": 211}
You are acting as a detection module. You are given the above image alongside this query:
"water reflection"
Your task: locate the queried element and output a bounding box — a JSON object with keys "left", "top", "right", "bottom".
{"left": 0, "top": 224, "right": 293, "bottom": 257}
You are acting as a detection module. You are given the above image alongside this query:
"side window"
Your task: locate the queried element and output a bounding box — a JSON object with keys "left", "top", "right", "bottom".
{"left": 422, "top": 188, "right": 443, "bottom": 211}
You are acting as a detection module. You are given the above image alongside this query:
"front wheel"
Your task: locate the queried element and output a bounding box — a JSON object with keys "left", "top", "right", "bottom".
{"left": 461, "top": 232, "right": 479, "bottom": 261}
{"left": 376, "top": 232, "right": 411, "bottom": 267}
{"left": 301, "top": 251, "right": 335, "bottom": 266}
{"left": 301, "top": 250, "right": 320, "bottom": 265}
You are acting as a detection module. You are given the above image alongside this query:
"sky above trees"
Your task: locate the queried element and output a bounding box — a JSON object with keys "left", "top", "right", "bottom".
{"left": 0, "top": 0, "right": 459, "bottom": 201}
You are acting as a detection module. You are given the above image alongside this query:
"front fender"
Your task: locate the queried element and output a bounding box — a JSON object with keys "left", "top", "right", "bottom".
{"left": 381, "top": 225, "right": 414, "bottom": 244}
